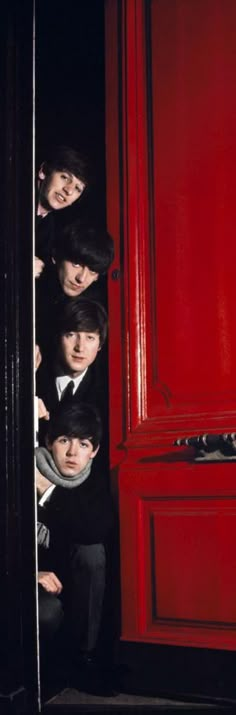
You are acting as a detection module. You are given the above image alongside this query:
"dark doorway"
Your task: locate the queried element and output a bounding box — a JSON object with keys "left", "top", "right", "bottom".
{"left": 35, "top": 0, "right": 106, "bottom": 226}
{"left": 35, "top": 2, "right": 109, "bottom": 706}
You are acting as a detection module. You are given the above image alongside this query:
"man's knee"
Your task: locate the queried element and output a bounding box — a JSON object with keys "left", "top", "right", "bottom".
{"left": 38, "top": 586, "right": 64, "bottom": 639}
{"left": 70, "top": 543, "right": 106, "bottom": 574}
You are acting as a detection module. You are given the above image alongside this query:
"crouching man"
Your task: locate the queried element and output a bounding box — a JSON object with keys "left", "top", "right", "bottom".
{"left": 36, "top": 401, "right": 115, "bottom": 694}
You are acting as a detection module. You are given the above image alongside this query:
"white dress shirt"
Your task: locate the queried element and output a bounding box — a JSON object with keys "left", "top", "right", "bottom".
{"left": 55, "top": 369, "right": 88, "bottom": 400}
{"left": 38, "top": 484, "right": 56, "bottom": 506}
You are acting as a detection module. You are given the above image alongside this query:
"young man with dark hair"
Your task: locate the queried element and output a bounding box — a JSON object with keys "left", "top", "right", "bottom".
{"left": 52, "top": 221, "right": 114, "bottom": 298}
{"left": 37, "top": 298, "right": 108, "bottom": 406}
{"left": 36, "top": 401, "right": 115, "bottom": 694}
{"left": 35, "top": 145, "right": 92, "bottom": 273}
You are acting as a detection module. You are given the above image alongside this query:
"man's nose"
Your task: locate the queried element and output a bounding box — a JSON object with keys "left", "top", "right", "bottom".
{"left": 74, "top": 334, "right": 85, "bottom": 352}
{"left": 66, "top": 439, "right": 78, "bottom": 456}
{"left": 63, "top": 183, "right": 74, "bottom": 196}
{"left": 75, "top": 266, "right": 88, "bottom": 283}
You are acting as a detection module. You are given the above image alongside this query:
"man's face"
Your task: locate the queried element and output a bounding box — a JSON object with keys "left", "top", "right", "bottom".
{"left": 60, "top": 330, "right": 101, "bottom": 376}
{"left": 57, "top": 261, "right": 99, "bottom": 297}
{"left": 38, "top": 169, "right": 85, "bottom": 212}
{"left": 48, "top": 435, "right": 98, "bottom": 477}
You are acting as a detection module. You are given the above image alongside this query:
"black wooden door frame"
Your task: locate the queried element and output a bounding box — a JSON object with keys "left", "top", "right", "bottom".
{"left": 0, "top": 1, "right": 39, "bottom": 712}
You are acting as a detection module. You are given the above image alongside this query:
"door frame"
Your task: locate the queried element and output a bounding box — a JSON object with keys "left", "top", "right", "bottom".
{"left": 0, "top": 1, "right": 39, "bottom": 712}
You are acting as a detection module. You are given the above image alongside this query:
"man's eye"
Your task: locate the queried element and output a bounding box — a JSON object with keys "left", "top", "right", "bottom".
{"left": 58, "top": 437, "right": 68, "bottom": 444}
{"left": 61, "top": 173, "right": 69, "bottom": 180}
{"left": 86, "top": 335, "right": 95, "bottom": 341}
{"left": 65, "top": 332, "right": 75, "bottom": 338}
{"left": 80, "top": 441, "right": 89, "bottom": 448}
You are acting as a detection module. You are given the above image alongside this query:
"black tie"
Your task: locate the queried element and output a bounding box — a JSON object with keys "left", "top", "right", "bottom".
{"left": 61, "top": 380, "right": 74, "bottom": 402}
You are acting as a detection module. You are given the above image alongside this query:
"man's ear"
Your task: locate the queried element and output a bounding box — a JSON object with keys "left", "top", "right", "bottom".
{"left": 91, "top": 445, "right": 100, "bottom": 459}
{"left": 45, "top": 435, "right": 52, "bottom": 451}
{"left": 38, "top": 166, "right": 46, "bottom": 181}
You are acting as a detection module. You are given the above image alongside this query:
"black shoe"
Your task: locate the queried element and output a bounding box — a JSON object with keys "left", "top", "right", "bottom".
{"left": 76, "top": 652, "right": 119, "bottom": 696}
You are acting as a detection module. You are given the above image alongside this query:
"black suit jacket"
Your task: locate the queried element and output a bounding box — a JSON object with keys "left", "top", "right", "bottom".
{"left": 36, "top": 212, "right": 55, "bottom": 265}
{"left": 37, "top": 352, "right": 107, "bottom": 415}
{"left": 38, "top": 458, "right": 114, "bottom": 581}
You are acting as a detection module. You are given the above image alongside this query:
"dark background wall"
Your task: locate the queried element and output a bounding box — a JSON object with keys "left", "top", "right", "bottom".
{"left": 35, "top": 0, "right": 105, "bottom": 225}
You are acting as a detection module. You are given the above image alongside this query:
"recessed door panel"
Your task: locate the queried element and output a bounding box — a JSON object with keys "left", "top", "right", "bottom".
{"left": 151, "top": 503, "right": 236, "bottom": 623}
{"left": 119, "top": 463, "right": 236, "bottom": 648}
{"left": 146, "top": 0, "right": 236, "bottom": 421}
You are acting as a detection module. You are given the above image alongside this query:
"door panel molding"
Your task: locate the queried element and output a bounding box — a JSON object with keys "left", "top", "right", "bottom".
{"left": 119, "top": 463, "right": 236, "bottom": 648}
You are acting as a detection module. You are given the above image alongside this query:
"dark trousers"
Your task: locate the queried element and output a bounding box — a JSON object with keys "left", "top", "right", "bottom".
{"left": 38, "top": 543, "right": 106, "bottom": 653}
{"left": 38, "top": 584, "right": 64, "bottom": 640}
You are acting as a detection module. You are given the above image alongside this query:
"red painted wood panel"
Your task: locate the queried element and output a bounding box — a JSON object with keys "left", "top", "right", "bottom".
{"left": 146, "top": 0, "right": 236, "bottom": 422}
{"left": 152, "top": 504, "right": 236, "bottom": 622}
{"left": 119, "top": 462, "right": 236, "bottom": 648}
{"left": 107, "top": 0, "right": 236, "bottom": 455}
{"left": 105, "top": 0, "right": 236, "bottom": 650}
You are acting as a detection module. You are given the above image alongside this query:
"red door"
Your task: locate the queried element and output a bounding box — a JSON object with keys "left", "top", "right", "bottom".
{"left": 105, "top": 0, "right": 236, "bottom": 650}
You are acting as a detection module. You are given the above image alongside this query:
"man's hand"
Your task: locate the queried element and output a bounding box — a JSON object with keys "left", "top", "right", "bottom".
{"left": 35, "top": 344, "right": 42, "bottom": 371}
{"left": 36, "top": 467, "right": 52, "bottom": 496}
{"left": 37, "top": 397, "right": 50, "bottom": 421}
{"left": 35, "top": 256, "right": 45, "bottom": 278}
{"left": 38, "top": 571, "right": 63, "bottom": 594}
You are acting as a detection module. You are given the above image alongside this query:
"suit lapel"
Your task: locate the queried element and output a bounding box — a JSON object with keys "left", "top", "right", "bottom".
{"left": 73, "top": 368, "right": 92, "bottom": 401}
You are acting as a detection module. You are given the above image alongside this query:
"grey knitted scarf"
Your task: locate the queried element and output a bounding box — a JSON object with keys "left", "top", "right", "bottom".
{"left": 36, "top": 446, "right": 92, "bottom": 549}
{"left": 36, "top": 446, "right": 92, "bottom": 488}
